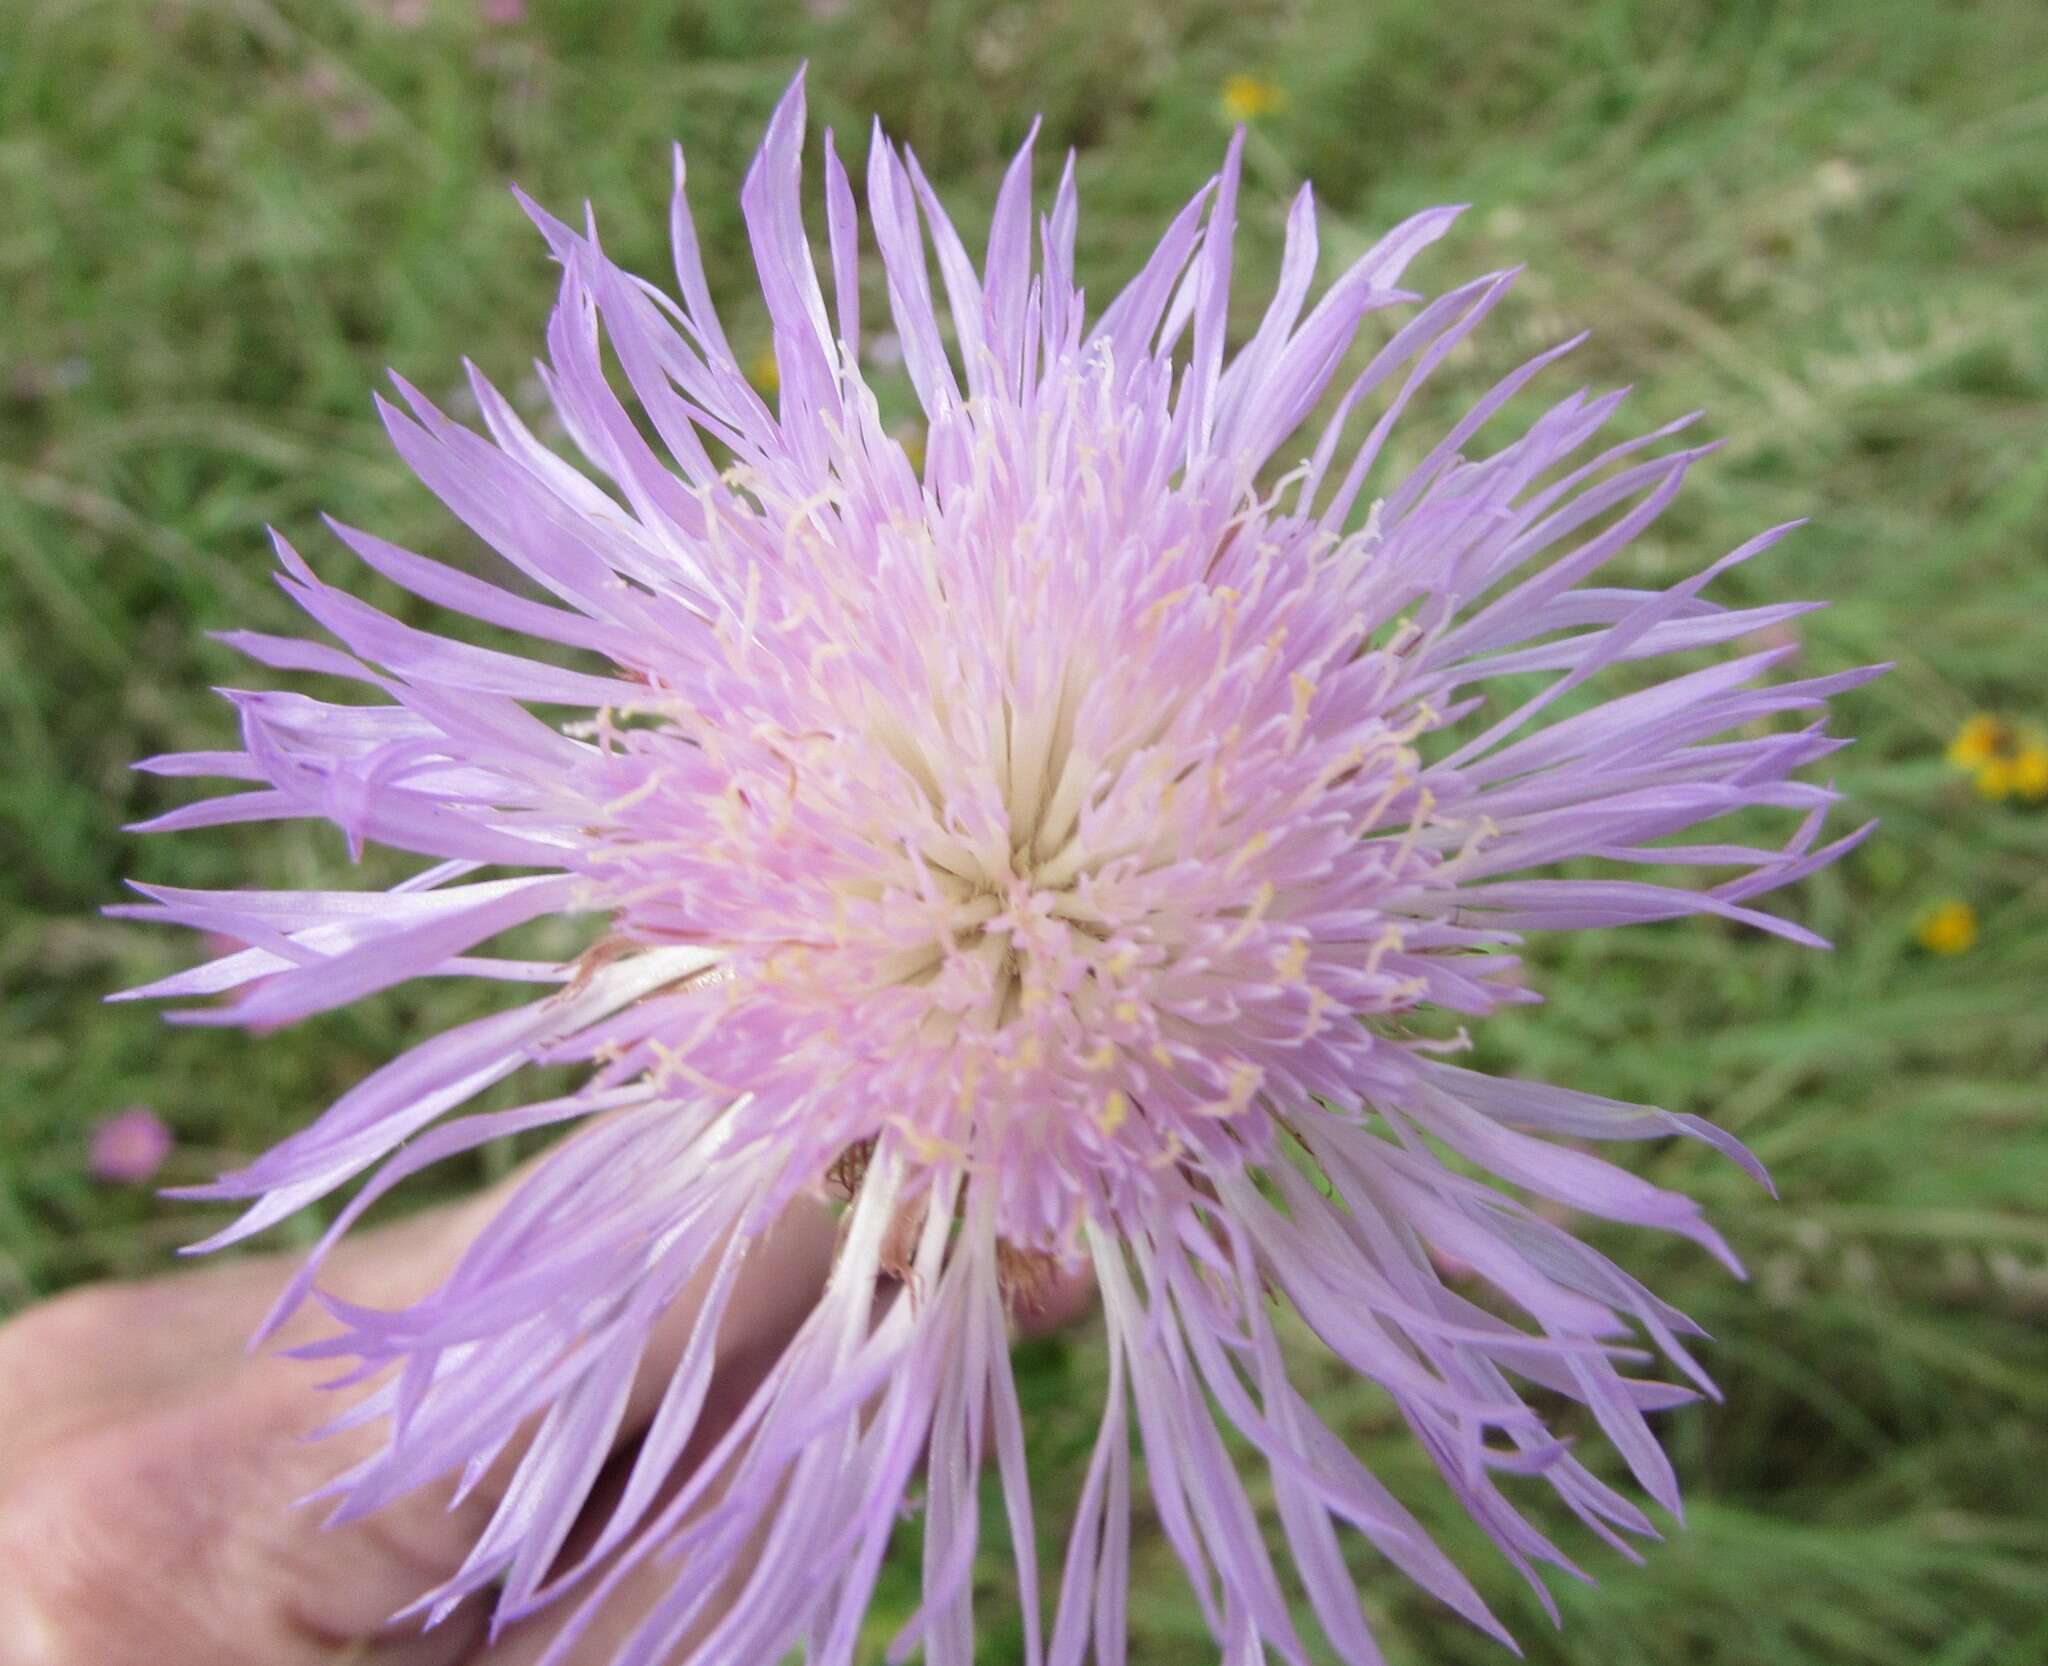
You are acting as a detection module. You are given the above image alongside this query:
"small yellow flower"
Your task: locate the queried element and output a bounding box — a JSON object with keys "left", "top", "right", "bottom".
{"left": 1946, "top": 713, "right": 2007, "bottom": 770}
{"left": 1946, "top": 713, "right": 2048, "bottom": 803}
{"left": 747, "top": 343, "right": 780, "bottom": 395}
{"left": 1915, "top": 899, "right": 1977, "bottom": 956}
{"left": 2013, "top": 744, "right": 2048, "bottom": 803}
{"left": 1220, "top": 74, "right": 1285, "bottom": 123}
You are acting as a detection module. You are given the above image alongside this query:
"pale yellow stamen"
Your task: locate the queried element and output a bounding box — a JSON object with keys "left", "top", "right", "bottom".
{"left": 1286, "top": 672, "right": 1316, "bottom": 749}
{"left": 1227, "top": 832, "right": 1271, "bottom": 876}
{"left": 1097, "top": 1090, "right": 1129, "bottom": 1135}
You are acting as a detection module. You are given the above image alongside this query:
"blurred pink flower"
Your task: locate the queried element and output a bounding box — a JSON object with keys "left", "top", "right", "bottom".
{"left": 482, "top": 0, "right": 526, "bottom": 23}
{"left": 89, "top": 1107, "right": 174, "bottom": 1186}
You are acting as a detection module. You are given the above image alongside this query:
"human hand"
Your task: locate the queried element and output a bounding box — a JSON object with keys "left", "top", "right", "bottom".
{"left": 0, "top": 1182, "right": 851, "bottom": 1666}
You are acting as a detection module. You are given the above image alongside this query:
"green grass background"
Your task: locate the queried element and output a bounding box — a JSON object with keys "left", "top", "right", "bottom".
{"left": 3, "top": 0, "right": 2046, "bottom": 1661}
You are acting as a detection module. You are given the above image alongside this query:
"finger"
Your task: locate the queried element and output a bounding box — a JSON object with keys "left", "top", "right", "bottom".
{"left": 0, "top": 1200, "right": 479, "bottom": 1485}
{"left": 480, "top": 1522, "right": 747, "bottom": 1666}
{"left": 480, "top": 1256, "right": 1099, "bottom": 1665}
{"left": 0, "top": 1191, "right": 513, "bottom": 1666}
{"left": 477, "top": 1410, "right": 775, "bottom": 1666}
{"left": 292, "top": 1191, "right": 838, "bottom": 1640}
{"left": 0, "top": 1359, "right": 493, "bottom": 1666}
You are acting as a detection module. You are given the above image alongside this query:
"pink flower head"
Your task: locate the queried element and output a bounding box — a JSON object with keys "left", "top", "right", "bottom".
{"left": 89, "top": 1106, "right": 174, "bottom": 1186}
{"left": 119, "top": 71, "right": 1878, "bottom": 1666}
